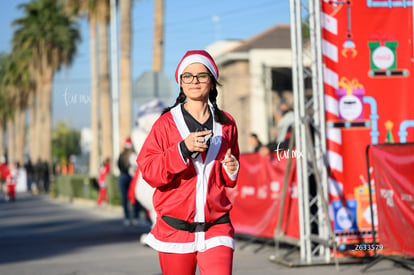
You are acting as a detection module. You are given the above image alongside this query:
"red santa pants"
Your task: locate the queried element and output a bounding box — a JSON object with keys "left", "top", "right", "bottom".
{"left": 97, "top": 187, "right": 108, "bottom": 205}
{"left": 158, "top": 245, "right": 233, "bottom": 275}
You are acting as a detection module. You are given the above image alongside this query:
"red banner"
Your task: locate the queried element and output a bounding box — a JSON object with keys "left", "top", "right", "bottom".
{"left": 321, "top": 0, "right": 414, "bottom": 248}
{"left": 228, "top": 153, "right": 299, "bottom": 239}
{"left": 371, "top": 143, "right": 414, "bottom": 257}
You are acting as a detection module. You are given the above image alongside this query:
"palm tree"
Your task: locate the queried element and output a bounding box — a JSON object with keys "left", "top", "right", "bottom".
{"left": 65, "top": 0, "right": 136, "bottom": 174}
{"left": 15, "top": 51, "right": 33, "bottom": 165}
{"left": 4, "top": 50, "right": 32, "bottom": 165}
{"left": 26, "top": 63, "right": 38, "bottom": 164}
{"left": 88, "top": 7, "right": 100, "bottom": 176}
{"left": 0, "top": 53, "right": 7, "bottom": 159}
{"left": 0, "top": 54, "right": 18, "bottom": 163}
{"left": 0, "top": 54, "right": 15, "bottom": 160}
{"left": 12, "top": 0, "right": 81, "bottom": 166}
{"left": 63, "top": 0, "right": 101, "bottom": 176}
{"left": 95, "top": 0, "right": 113, "bottom": 164}
{"left": 119, "top": 0, "right": 133, "bottom": 148}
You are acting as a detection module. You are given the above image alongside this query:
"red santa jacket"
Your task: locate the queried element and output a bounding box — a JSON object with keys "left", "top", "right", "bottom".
{"left": 98, "top": 163, "right": 110, "bottom": 187}
{"left": 137, "top": 104, "right": 240, "bottom": 253}
{"left": 0, "top": 163, "right": 9, "bottom": 181}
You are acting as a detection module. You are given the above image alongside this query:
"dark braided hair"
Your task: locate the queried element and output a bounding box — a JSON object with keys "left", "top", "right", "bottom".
{"left": 208, "top": 84, "right": 230, "bottom": 125}
{"left": 162, "top": 90, "right": 186, "bottom": 115}
{"left": 162, "top": 78, "right": 230, "bottom": 125}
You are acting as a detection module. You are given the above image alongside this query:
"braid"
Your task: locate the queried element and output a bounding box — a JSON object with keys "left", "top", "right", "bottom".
{"left": 209, "top": 86, "right": 230, "bottom": 125}
{"left": 162, "top": 80, "right": 230, "bottom": 125}
{"left": 162, "top": 90, "right": 186, "bottom": 115}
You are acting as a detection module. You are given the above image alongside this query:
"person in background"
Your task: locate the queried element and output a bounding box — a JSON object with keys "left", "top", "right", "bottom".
{"left": 25, "top": 159, "right": 35, "bottom": 194}
{"left": 259, "top": 101, "right": 294, "bottom": 156}
{"left": 67, "top": 157, "right": 75, "bottom": 174}
{"left": 273, "top": 101, "right": 294, "bottom": 149}
{"left": 117, "top": 137, "right": 141, "bottom": 226}
{"left": 248, "top": 133, "right": 262, "bottom": 153}
{"left": 35, "top": 159, "right": 44, "bottom": 193}
{"left": 137, "top": 50, "right": 240, "bottom": 275}
{"left": 0, "top": 156, "right": 8, "bottom": 197}
{"left": 131, "top": 99, "right": 166, "bottom": 243}
{"left": 14, "top": 162, "right": 27, "bottom": 193}
{"left": 42, "top": 161, "right": 50, "bottom": 193}
{"left": 97, "top": 158, "right": 110, "bottom": 206}
{"left": 6, "top": 162, "right": 17, "bottom": 202}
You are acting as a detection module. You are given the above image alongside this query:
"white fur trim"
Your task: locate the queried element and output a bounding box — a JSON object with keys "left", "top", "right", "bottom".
{"left": 222, "top": 154, "right": 239, "bottom": 181}
{"left": 177, "top": 54, "right": 218, "bottom": 84}
{"left": 144, "top": 233, "right": 234, "bottom": 253}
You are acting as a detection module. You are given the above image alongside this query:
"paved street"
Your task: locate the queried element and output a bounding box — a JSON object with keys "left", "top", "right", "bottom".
{"left": 0, "top": 193, "right": 412, "bottom": 275}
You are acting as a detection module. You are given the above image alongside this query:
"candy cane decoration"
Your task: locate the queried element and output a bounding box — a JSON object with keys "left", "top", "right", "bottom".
{"left": 321, "top": 10, "right": 345, "bottom": 203}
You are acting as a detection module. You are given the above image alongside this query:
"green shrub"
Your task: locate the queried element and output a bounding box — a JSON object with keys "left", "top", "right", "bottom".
{"left": 53, "top": 174, "right": 121, "bottom": 206}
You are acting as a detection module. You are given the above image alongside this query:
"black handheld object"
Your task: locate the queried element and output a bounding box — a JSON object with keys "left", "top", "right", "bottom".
{"left": 191, "top": 129, "right": 213, "bottom": 159}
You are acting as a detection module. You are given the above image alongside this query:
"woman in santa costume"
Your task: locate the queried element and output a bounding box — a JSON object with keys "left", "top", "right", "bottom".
{"left": 137, "top": 50, "right": 240, "bottom": 275}
{"left": 96, "top": 158, "right": 110, "bottom": 206}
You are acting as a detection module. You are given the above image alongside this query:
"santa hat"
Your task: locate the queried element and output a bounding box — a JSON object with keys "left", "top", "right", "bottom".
{"left": 175, "top": 50, "right": 219, "bottom": 84}
{"left": 124, "top": 137, "right": 132, "bottom": 148}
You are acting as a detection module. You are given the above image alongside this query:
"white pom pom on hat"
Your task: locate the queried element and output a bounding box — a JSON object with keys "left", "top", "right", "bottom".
{"left": 175, "top": 50, "right": 219, "bottom": 84}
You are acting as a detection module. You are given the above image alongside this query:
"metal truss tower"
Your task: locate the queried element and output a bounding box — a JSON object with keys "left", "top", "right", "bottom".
{"left": 274, "top": 0, "right": 339, "bottom": 266}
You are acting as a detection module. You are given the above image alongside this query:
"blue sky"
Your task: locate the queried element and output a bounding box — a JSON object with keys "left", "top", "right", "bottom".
{"left": 0, "top": 0, "right": 290, "bottom": 129}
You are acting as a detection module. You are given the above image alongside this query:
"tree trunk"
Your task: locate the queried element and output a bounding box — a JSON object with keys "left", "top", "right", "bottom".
{"left": 7, "top": 119, "right": 15, "bottom": 163}
{"left": 0, "top": 123, "right": 4, "bottom": 159}
{"left": 32, "top": 65, "right": 44, "bottom": 163}
{"left": 98, "top": 15, "right": 113, "bottom": 162}
{"left": 39, "top": 66, "right": 53, "bottom": 166}
{"left": 89, "top": 14, "right": 100, "bottom": 177}
{"left": 35, "top": 64, "right": 45, "bottom": 164}
{"left": 119, "top": 0, "right": 132, "bottom": 149}
{"left": 14, "top": 107, "right": 26, "bottom": 165}
{"left": 33, "top": 90, "right": 42, "bottom": 163}
{"left": 28, "top": 90, "right": 37, "bottom": 163}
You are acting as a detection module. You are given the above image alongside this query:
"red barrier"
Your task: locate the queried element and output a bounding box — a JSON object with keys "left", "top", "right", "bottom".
{"left": 228, "top": 153, "right": 299, "bottom": 239}
{"left": 371, "top": 143, "right": 414, "bottom": 257}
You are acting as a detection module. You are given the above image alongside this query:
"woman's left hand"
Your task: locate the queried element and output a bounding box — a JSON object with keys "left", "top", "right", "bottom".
{"left": 221, "top": 148, "right": 238, "bottom": 174}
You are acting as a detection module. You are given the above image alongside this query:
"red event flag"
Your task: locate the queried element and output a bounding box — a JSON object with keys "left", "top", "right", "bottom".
{"left": 228, "top": 153, "right": 299, "bottom": 239}
{"left": 371, "top": 143, "right": 414, "bottom": 257}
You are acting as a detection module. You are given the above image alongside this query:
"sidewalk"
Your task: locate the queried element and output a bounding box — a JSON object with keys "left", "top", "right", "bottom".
{"left": 0, "top": 193, "right": 412, "bottom": 275}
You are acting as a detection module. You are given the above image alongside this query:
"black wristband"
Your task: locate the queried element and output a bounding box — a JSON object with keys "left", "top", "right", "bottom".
{"left": 179, "top": 140, "right": 191, "bottom": 159}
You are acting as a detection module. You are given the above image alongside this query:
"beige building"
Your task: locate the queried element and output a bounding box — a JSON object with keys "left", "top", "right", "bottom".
{"left": 208, "top": 24, "right": 302, "bottom": 153}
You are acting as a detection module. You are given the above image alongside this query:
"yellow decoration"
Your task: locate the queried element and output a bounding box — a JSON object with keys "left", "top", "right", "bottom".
{"left": 385, "top": 120, "right": 395, "bottom": 143}
{"left": 338, "top": 77, "right": 364, "bottom": 95}
{"left": 385, "top": 120, "right": 394, "bottom": 130}
{"left": 341, "top": 47, "right": 358, "bottom": 58}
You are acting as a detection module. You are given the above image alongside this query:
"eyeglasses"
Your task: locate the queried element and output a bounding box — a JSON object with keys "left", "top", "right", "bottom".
{"left": 180, "top": 72, "right": 211, "bottom": 84}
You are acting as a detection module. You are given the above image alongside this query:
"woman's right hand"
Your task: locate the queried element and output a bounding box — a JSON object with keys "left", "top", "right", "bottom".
{"left": 184, "top": 130, "right": 212, "bottom": 153}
